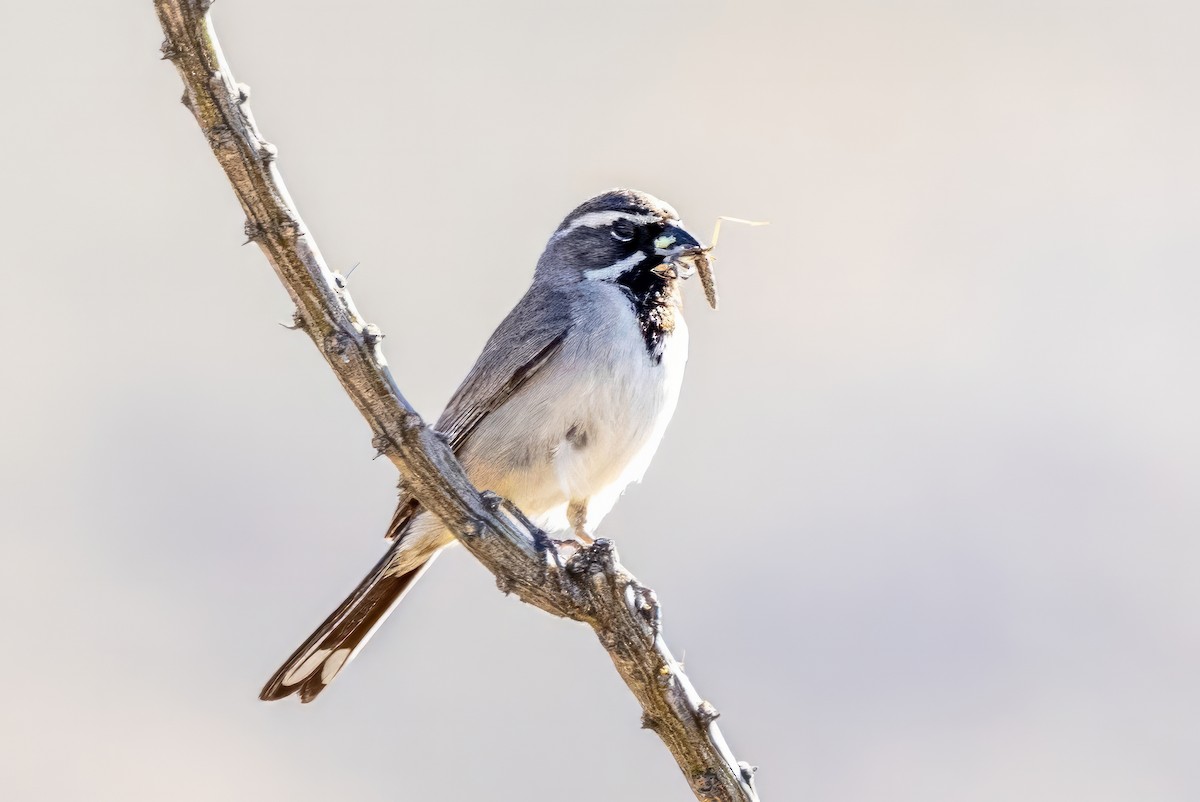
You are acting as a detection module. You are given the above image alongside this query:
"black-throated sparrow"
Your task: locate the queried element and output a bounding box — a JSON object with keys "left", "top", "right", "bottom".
{"left": 262, "top": 189, "right": 707, "bottom": 702}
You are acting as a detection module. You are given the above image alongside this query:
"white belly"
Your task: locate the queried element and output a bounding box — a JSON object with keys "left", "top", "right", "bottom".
{"left": 465, "top": 284, "right": 688, "bottom": 534}
{"left": 547, "top": 286, "right": 688, "bottom": 531}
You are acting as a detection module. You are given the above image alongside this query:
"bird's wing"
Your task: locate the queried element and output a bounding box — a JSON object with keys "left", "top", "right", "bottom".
{"left": 384, "top": 286, "right": 573, "bottom": 541}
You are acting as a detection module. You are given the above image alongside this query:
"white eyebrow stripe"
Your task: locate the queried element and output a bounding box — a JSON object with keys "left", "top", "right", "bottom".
{"left": 584, "top": 251, "right": 647, "bottom": 281}
{"left": 553, "top": 211, "right": 663, "bottom": 241}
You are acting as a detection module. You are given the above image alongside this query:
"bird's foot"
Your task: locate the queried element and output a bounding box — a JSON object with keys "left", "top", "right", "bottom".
{"left": 550, "top": 536, "right": 590, "bottom": 558}
{"left": 528, "top": 529, "right": 570, "bottom": 572}
{"left": 567, "top": 499, "right": 593, "bottom": 545}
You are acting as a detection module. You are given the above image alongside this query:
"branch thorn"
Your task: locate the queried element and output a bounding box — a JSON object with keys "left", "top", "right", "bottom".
{"left": 363, "top": 323, "right": 384, "bottom": 346}
{"left": 627, "top": 581, "right": 662, "bottom": 638}
{"left": 206, "top": 124, "right": 235, "bottom": 149}
{"left": 243, "top": 219, "right": 266, "bottom": 245}
{"left": 278, "top": 310, "right": 305, "bottom": 331}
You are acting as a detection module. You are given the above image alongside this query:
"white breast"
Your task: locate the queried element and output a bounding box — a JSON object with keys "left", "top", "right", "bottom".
{"left": 461, "top": 283, "right": 689, "bottom": 536}
{"left": 548, "top": 283, "right": 689, "bottom": 530}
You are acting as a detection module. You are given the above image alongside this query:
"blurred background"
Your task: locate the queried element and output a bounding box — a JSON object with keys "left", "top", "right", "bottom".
{"left": 2, "top": 1, "right": 1198, "bottom": 799}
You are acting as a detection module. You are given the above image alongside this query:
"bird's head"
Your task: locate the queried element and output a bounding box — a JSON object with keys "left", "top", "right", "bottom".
{"left": 538, "top": 189, "right": 707, "bottom": 296}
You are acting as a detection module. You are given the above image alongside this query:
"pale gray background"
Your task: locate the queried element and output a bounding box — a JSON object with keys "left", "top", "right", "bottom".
{"left": 2, "top": 1, "right": 1197, "bottom": 800}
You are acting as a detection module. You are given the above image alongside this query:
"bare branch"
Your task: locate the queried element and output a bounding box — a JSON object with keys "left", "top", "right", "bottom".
{"left": 153, "top": 2, "right": 760, "bottom": 800}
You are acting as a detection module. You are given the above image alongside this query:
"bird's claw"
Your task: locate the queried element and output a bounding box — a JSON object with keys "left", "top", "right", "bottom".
{"left": 532, "top": 529, "right": 568, "bottom": 572}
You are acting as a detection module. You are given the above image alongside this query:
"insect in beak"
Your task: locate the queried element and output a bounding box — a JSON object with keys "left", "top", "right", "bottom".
{"left": 652, "top": 217, "right": 768, "bottom": 310}
{"left": 692, "top": 216, "right": 770, "bottom": 310}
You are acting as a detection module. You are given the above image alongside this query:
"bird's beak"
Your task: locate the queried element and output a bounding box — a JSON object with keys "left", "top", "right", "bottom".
{"left": 651, "top": 224, "right": 705, "bottom": 280}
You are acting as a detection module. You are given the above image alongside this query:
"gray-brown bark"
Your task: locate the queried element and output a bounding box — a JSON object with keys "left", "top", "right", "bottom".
{"left": 154, "top": 2, "right": 761, "bottom": 800}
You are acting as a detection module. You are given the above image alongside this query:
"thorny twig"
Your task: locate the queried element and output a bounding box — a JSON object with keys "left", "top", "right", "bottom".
{"left": 154, "top": 2, "right": 760, "bottom": 800}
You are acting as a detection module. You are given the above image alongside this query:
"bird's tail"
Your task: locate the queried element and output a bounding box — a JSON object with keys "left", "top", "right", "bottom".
{"left": 260, "top": 548, "right": 439, "bottom": 703}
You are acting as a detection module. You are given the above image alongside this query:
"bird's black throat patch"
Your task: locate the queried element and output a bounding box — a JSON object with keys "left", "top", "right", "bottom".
{"left": 616, "top": 267, "right": 676, "bottom": 364}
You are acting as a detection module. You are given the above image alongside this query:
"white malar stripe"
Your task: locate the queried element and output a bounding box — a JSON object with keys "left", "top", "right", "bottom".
{"left": 585, "top": 251, "right": 646, "bottom": 281}
{"left": 553, "top": 211, "right": 662, "bottom": 241}
{"left": 282, "top": 648, "right": 330, "bottom": 686}
{"left": 320, "top": 648, "right": 352, "bottom": 684}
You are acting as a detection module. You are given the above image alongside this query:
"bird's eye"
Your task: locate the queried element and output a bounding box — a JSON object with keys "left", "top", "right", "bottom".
{"left": 610, "top": 219, "right": 636, "bottom": 242}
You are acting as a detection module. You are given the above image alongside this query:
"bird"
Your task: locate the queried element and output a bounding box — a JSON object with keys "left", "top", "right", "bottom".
{"left": 261, "top": 189, "right": 708, "bottom": 702}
